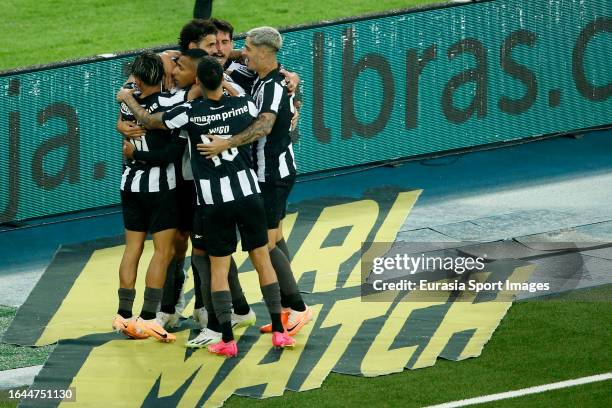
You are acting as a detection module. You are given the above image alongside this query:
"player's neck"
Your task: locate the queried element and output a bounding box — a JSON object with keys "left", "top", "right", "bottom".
{"left": 188, "top": 83, "right": 202, "bottom": 100}
{"left": 139, "top": 84, "right": 160, "bottom": 98}
{"left": 257, "top": 59, "right": 278, "bottom": 79}
{"left": 204, "top": 87, "right": 224, "bottom": 101}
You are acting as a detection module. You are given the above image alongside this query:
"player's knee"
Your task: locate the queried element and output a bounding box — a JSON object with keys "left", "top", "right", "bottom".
{"left": 266, "top": 229, "right": 278, "bottom": 250}
{"left": 124, "top": 242, "right": 144, "bottom": 257}
{"left": 250, "top": 246, "right": 272, "bottom": 269}
{"left": 119, "top": 275, "right": 137, "bottom": 288}
{"left": 119, "top": 268, "right": 137, "bottom": 287}
{"left": 154, "top": 244, "right": 175, "bottom": 263}
{"left": 166, "top": 245, "right": 176, "bottom": 260}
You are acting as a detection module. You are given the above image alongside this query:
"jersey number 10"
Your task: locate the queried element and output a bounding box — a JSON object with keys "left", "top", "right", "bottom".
{"left": 200, "top": 134, "right": 238, "bottom": 166}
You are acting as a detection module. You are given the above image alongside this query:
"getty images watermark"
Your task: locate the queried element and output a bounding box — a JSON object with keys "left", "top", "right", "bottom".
{"left": 360, "top": 241, "right": 608, "bottom": 302}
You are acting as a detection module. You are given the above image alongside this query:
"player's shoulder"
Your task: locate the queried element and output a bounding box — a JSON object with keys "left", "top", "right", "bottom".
{"left": 262, "top": 71, "right": 287, "bottom": 90}
{"left": 183, "top": 96, "right": 211, "bottom": 113}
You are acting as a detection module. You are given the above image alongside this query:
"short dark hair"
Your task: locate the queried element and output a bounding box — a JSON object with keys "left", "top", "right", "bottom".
{"left": 197, "top": 56, "right": 224, "bottom": 91}
{"left": 210, "top": 18, "right": 234, "bottom": 40}
{"left": 178, "top": 48, "right": 208, "bottom": 70}
{"left": 178, "top": 19, "right": 217, "bottom": 52}
{"left": 182, "top": 48, "right": 208, "bottom": 59}
{"left": 130, "top": 52, "right": 164, "bottom": 86}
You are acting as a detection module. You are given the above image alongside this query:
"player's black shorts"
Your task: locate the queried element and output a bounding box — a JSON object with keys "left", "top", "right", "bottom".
{"left": 259, "top": 176, "right": 295, "bottom": 229}
{"left": 200, "top": 195, "right": 268, "bottom": 257}
{"left": 176, "top": 180, "right": 196, "bottom": 232}
{"left": 121, "top": 190, "right": 177, "bottom": 233}
{"left": 191, "top": 206, "right": 206, "bottom": 251}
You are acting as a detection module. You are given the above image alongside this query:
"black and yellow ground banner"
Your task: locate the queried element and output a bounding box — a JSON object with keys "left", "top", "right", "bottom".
{"left": 3, "top": 187, "right": 534, "bottom": 407}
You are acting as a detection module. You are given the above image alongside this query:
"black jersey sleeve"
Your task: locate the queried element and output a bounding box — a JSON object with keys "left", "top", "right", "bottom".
{"left": 132, "top": 132, "right": 187, "bottom": 165}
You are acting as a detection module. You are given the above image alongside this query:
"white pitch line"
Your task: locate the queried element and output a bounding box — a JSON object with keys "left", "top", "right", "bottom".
{"left": 424, "top": 373, "right": 612, "bottom": 408}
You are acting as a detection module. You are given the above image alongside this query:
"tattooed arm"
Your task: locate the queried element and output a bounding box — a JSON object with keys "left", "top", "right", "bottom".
{"left": 116, "top": 88, "right": 167, "bottom": 130}
{"left": 197, "top": 112, "right": 276, "bottom": 158}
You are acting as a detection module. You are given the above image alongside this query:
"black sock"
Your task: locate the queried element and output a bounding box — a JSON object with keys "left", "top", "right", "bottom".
{"left": 207, "top": 313, "right": 221, "bottom": 332}
{"left": 117, "top": 288, "right": 135, "bottom": 318}
{"left": 191, "top": 258, "right": 204, "bottom": 309}
{"left": 276, "top": 238, "right": 291, "bottom": 261}
{"left": 173, "top": 258, "right": 186, "bottom": 305}
{"left": 232, "top": 296, "right": 250, "bottom": 316}
{"left": 280, "top": 292, "right": 291, "bottom": 309}
{"left": 219, "top": 321, "right": 233, "bottom": 343}
{"left": 261, "top": 282, "right": 283, "bottom": 333}
{"left": 161, "top": 258, "right": 177, "bottom": 314}
{"left": 192, "top": 255, "right": 214, "bottom": 314}
{"left": 269, "top": 247, "right": 305, "bottom": 311}
{"left": 228, "top": 257, "right": 249, "bottom": 314}
{"left": 270, "top": 312, "right": 284, "bottom": 333}
{"left": 140, "top": 287, "right": 162, "bottom": 320}
{"left": 211, "top": 290, "right": 233, "bottom": 342}
{"left": 287, "top": 293, "right": 306, "bottom": 312}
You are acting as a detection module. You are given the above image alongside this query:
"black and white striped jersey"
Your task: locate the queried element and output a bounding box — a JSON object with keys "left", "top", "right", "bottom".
{"left": 251, "top": 65, "right": 297, "bottom": 182}
{"left": 119, "top": 91, "right": 186, "bottom": 193}
{"left": 162, "top": 94, "right": 261, "bottom": 206}
{"left": 165, "top": 89, "right": 195, "bottom": 183}
{"left": 227, "top": 61, "right": 257, "bottom": 95}
{"left": 223, "top": 72, "right": 246, "bottom": 96}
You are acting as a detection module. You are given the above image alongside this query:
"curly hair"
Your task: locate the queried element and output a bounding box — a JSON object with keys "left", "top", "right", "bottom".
{"left": 178, "top": 19, "right": 217, "bottom": 52}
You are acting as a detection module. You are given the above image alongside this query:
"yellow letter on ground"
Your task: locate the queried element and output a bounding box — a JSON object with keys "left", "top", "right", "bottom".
{"left": 361, "top": 291, "right": 446, "bottom": 376}
{"left": 290, "top": 200, "right": 379, "bottom": 293}
{"left": 204, "top": 305, "right": 321, "bottom": 407}
{"left": 299, "top": 296, "right": 391, "bottom": 391}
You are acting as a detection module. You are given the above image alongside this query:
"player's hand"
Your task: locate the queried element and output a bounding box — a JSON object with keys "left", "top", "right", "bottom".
{"left": 222, "top": 80, "right": 239, "bottom": 96}
{"left": 117, "top": 120, "right": 145, "bottom": 139}
{"left": 229, "top": 49, "right": 244, "bottom": 64}
{"left": 116, "top": 87, "right": 134, "bottom": 103}
{"left": 122, "top": 140, "right": 135, "bottom": 160}
{"left": 197, "top": 135, "right": 232, "bottom": 159}
{"left": 281, "top": 69, "right": 300, "bottom": 95}
{"left": 160, "top": 51, "right": 179, "bottom": 91}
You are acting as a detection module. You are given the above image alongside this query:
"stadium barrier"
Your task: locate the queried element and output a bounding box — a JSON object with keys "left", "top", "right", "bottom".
{"left": 1, "top": 0, "right": 610, "bottom": 223}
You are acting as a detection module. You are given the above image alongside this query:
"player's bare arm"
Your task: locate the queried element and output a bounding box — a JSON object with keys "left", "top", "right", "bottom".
{"left": 116, "top": 88, "right": 167, "bottom": 130}
{"left": 197, "top": 112, "right": 276, "bottom": 158}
